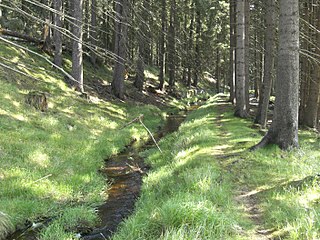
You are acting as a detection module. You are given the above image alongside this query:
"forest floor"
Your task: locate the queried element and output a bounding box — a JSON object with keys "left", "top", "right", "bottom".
{"left": 111, "top": 95, "right": 320, "bottom": 240}
{"left": 0, "top": 40, "right": 208, "bottom": 239}
{"left": 1, "top": 39, "right": 320, "bottom": 240}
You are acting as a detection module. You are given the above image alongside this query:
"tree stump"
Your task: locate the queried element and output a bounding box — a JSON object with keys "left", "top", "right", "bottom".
{"left": 25, "top": 91, "right": 48, "bottom": 112}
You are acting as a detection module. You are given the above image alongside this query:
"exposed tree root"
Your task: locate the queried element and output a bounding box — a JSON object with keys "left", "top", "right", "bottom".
{"left": 249, "top": 133, "right": 272, "bottom": 151}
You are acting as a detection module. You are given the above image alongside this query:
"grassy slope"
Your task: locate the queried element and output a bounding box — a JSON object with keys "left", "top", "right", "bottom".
{"left": 0, "top": 42, "right": 166, "bottom": 239}
{"left": 112, "top": 95, "right": 320, "bottom": 240}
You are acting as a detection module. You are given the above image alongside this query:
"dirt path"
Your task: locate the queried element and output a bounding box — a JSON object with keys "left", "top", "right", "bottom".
{"left": 214, "top": 100, "right": 272, "bottom": 240}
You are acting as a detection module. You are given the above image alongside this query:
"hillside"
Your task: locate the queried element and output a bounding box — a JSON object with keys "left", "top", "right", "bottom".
{"left": 0, "top": 41, "right": 172, "bottom": 239}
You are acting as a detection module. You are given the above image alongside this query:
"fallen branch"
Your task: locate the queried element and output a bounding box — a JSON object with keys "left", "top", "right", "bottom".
{"left": 0, "top": 28, "right": 43, "bottom": 44}
{"left": 31, "top": 174, "right": 52, "bottom": 184}
{"left": 120, "top": 114, "right": 144, "bottom": 130}
{"left": 121, "top": 114, "right": 163, "bottom": 153}
{"left": 126, "top": 163, "right": 144, "bottom": 174}
{"left": 139, "top": 118, "right": 163, "bottom": 153}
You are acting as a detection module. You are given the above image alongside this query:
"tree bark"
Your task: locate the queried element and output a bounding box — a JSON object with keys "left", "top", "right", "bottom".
{"left": 167, "top": 0, "right": 176, "bottom": 88}
{"left": 134, "top": 0, "right": 149, "bottom": 91}
{"left": 244, "top": 0, "right": 250, "bottom": 111}
{"left": 302, "top": 4, "right": 320, "bottom": 128}
{"left": 72, "top": 0, "right": 84, "bottom": 92}
{"left": 187, "top": 2, "right": 195, "bottom": 88}
{"left": 53, "top": 0, "right": 63, "bottom": 67}
{"left": 229, "top": 0, "right": 236, "bottom": 103}
{"left": 255, "top": 0, "right": 275, "bottom": 128}
{"left": 252, "top": 0, "right": 299, "bottom": 150}
{"left": 0, "top": 28, "right": 42, "bottom": 44}
{"left": 158, "top": 0, "right": 166, "bottom": 90}
{"left": 299, "top": 1, "right": 310, "bottom": 124}
{"left": 235, "top": 0, "right": 248, "bottom": 118}
{"left": 193, "top": 2, "right": 201, "bottom": 88}
{"left": 90, "top": 0, "right": 97, "bottom": 66}
{"left": 216, "top": 48, "right": 220, "bottom": 93}
{"left": 112, "top": 0, "right": 129, "bottom": 99}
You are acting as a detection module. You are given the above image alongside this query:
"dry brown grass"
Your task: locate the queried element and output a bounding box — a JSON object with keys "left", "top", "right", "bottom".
{"left": 0, "top": 212, "right": 14, "bottom": 240}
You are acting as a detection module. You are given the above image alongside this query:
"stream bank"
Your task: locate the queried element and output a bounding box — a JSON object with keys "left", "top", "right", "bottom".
{"left": 80, "top": 111, "right": 188, "bottom": 240}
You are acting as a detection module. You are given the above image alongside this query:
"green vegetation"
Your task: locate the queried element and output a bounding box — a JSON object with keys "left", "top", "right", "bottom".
{"left": 1, "top": 39, "right": 320, "bottom": 240}
{"left": 112, "top": 96, "right": 252, "bottom": 240}
{"left": 112, "top": 95, "right": 320, "bottom": 240}
{"left": 0, "top": 41, "right": 166, "bottom": 239}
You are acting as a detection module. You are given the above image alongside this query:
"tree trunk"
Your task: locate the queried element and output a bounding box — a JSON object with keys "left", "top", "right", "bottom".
{"left": 229, "top": 0, "right": 236, "bottom": 103}
{"left": 187, "top": 2, "right": 195, "bottom": 88}
{"left": 302, "top": 4, "right": 320, "bottom": 128}
{"left": 216, "top": 48, "right": 220, "bottom": 93}
{"left": 134, "top": 0, "right": 149, "bottom": 91}
{"left": 71, "top": 0, "right": 84, "bottom": 92}
{"left": 83, "top": 0, "right": 90, "bottom": 42}
{"left": 90, "top": 0, "right": 97, "bottom": 66}
{"left": 244, "top": 0, "right": 250, "bottom": 111}
{"left": 0, "top": 0, "right": 2, "bottom": 23}
{"left": 193, "top": 3, "right": 201, "bottom": 88}
{"left": 41, "top": 0, "right": 52, "bottom": 53}
{"left": 255, "top": 0, "right": 275, "bottom": 128}
{"left": 167, "top": 0, "right": 176, "bottom": 88}
{"left": 252, "top": 0, "right": 299, "bottom": 150}
{"left": 53, "top": 0, "right": 63, "bottom": 67}
{"left": 135, "top": 56, "right": 144, "bottom": 91}
{"left": 158, "top": 0, "right": 166, "bottom": 90}
{"left": 299, "top": 1, "right": 310, "bottom": 124}
{"left": 112, "top": 0, "right": 128, "bottom": 99}
{"left": 235, "top": 0, "right": 248, "bottom": 118}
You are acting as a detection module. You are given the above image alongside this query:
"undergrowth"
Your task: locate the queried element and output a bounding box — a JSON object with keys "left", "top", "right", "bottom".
{"left": 0, "top": 41, "right": 165, "bottom": 239}
{"left": 112, "top": 95, "right": 252, "bottom": 240}
{"left": 112, "top": 95, "right": 320, "bottom": 240}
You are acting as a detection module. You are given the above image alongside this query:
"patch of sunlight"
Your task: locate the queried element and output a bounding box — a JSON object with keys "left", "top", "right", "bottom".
{"left": 19, "top": 66, "right": 32, "bottom": 76}
{"left": 12, "top": 113, "right": 27, "bottom": 121}
{"left": 130, "top": 127, "right": 140, "bottom": 140}
{"left": 197, "top": 177, "right": 212, "bottom": 192}
{"left": 106, "top": 105, "right": 126, "bottom": 118}
{"left": 211, "top": 144, "right": 230, "bottom": 153}
{"left": 145, "top": 70, "right": 157, "bottom": 80}
{"left": 60, "top": 107, "right": 75, "bottom": 115}
{"left": 147, "top": 167, "right": 174, "bottom": 186}
{"left": 110, "top": 146, "right": 119, "bottom": 155}
{"left": 50, "top": 133, "right": 61, "bottom": 141}
{"left": 6, "top": 168, "right": 27, "bottom": 179}
{"left": 89, "top": 96, "right": 101, "bottom": 104}
{"left": 80, "top": 174, "right": 93, "bottom": 183}
{"left": 219, "top": 118, "right": 231, "bottom": 123}
{"left": 175, "top": 146, "right": 199, "bottom": 160}
{"left": 28, "top": 150, "right": 51, "bottom": 168}
{"left": 89, "top": 129, "right": 102, "bottom": 137}
{"left": 10, "top": 56, "right": 20, "bottom": 63}
{"left": 298, "top": 189, "right": 320, "bottom": 208}
{"left": 41, "top": 116, "right": 59, "bottom": 127}
{"left": 0, "top": 109, "right": 8, "bottom": 115}
{"left": 12, "top": 100, "right": 21, "bottom": 108}
{"left": 108, "top": 121, "right": 118, "bottom": 129}
{"left": 3, "top": 94, "right": 12, "bottom": 100}
{"left": 48, "top": 102, "right": 55, "bottom": 109}
{"left": 47, "top": 183, "right": 73, "bottom": 201}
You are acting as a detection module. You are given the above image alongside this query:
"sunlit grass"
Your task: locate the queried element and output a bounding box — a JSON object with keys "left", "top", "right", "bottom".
{"left": 112, "top": 97, "right": 252, "bottom": 240}
{"left": 112, "top": 96, "right": 320, "bottom": 240}
{"left": 0, "top": 41, "right": 165, "bottom": 239}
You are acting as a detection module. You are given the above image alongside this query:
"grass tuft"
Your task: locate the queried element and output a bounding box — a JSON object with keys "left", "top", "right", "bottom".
{"left": 0, "top": 41, "right": 166, "bottom": 239}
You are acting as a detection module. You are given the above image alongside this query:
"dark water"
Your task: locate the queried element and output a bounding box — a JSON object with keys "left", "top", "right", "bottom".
{"left": 6, "top": 112, "right": 187, "bottom": 240}
{"left": 81, "top": 113, "right": 186, "bottom": 240}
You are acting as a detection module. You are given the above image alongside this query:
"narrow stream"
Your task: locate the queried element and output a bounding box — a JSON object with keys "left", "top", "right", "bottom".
{"left": 81, "top": 112, "right": 187, "bottom": 240}
{"left": 6, "top": 111, "right": 188, "bottom": 240}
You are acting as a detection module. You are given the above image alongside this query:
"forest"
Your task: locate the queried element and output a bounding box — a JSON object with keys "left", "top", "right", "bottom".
{"left": 0, "top": 0, "right": 319, "bottom": 239}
